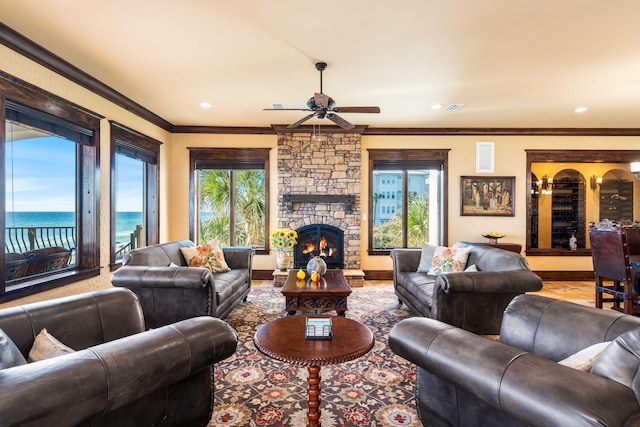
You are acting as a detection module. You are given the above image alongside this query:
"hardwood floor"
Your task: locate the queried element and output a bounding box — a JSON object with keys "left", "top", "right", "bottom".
{"left": 253, "top": 279, "right": 598, "bottom": 308}
{"left": 533, "top": 280, "right": 596, "bottom": 307}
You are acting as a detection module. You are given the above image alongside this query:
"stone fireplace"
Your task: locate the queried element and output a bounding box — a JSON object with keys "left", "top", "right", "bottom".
{"left": 275, "top": 130, "right": 362, "bottom": 271}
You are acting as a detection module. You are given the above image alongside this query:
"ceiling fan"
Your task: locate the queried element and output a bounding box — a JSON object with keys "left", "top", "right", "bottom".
{"left": 264, "top": 62, "right": 380, "bottom": 131}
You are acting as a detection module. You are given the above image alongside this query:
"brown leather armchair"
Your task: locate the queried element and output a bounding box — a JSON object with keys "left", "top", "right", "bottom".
{"left": 0, "top": 288, "right": 238, "bottom": 427}
{"left": 390, "top": 294, "right": 640, "bottom": 426}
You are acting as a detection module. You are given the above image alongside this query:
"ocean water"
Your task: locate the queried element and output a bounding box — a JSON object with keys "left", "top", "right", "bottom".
{"left": 5, "top": 211, "right": 142, "bottom": 245}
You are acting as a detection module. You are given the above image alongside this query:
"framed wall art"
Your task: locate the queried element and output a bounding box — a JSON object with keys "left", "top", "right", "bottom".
{"left": 461, "top": 176, "right": 515, "bottom": 217}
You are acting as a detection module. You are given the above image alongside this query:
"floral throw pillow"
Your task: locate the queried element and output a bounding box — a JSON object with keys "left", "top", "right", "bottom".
{"left": 180, "top": 239, "right": 230, "bottom": 273}
{"left": 427, "top": 246, "right": 471, "bottom": 276}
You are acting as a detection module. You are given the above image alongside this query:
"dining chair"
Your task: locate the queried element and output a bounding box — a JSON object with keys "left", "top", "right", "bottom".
{"left": 589, "top": 225, "right": 640, "bottom": 315}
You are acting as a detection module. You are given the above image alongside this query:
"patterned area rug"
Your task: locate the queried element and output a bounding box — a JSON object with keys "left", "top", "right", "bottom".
{"left": 210, "top": 286, "right": 419, "bottom": 426}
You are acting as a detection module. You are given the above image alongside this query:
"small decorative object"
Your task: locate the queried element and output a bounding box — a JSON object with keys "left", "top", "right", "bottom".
{"left": 310, "top": 271, "right": 320, "bottom": 282}
{"left": 296, "top": 269, "right": 306, "bottom": 280}
{"left": 306, "top": 256, "right": 327, "bottom": 276}
{"left": 305, "top": 317, "right": 333, "bottom": 340}
{"left": 569, "top": 233, "right": 577, "bottom": 250}
{"left": 482, "top": 232, "right": 506, "bottom": 245}
{"left": 270, "top": 228, "right": 297, "bottom": 271}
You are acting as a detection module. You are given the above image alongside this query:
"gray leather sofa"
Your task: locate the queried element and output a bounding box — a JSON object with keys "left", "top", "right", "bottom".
{"left": 389, "top": 294, "right": 640, "bottom": 426}
{"left": 390, "top": 242, "right": 543, "bottom": 334}
{"left": 111, "top": 240, "right": 254, "bottom": 327}
{"left": 0, "top": 288, "right": 238, "bottom": 427}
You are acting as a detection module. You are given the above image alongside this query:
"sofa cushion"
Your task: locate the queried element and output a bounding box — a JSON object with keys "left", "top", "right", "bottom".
{"left": 0, "top": 328, "right": 27, "bottom": 368}
{"left": 428, "top": 245, "right": 471, "bottom": 276}
{"left": 417, "top": 243, "right": 437, "bottom": 273}
{"left": 397, "top": 272, "right": 436, "bottom": 308}
{"left": 591, "top": 329, "right": 640, "bottom": 390}
{"left": 28, "top": 329, "right": 75, "bottom": 362}
{"left": 558, "top": 341, "right": 610, "bottom": 371}
{"left": 180, "top": 239, "right": 230, "bottom": 273}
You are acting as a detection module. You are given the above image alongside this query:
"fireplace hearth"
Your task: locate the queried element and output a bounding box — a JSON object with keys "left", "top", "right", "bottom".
{"left": 294, "top": 224, "right": 344, "bottom": 270}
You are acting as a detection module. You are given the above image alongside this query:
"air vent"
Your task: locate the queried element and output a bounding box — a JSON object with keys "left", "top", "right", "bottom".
{"left": 446, "top": 104, "right": 464, "bottom": 111}
{"left": 271, "top": 103, "right": 285, "bottom": 109}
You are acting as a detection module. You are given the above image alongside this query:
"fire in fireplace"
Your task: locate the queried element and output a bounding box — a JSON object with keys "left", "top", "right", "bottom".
{"left": 293, "top": 224, "right": 344, "bottom": 270}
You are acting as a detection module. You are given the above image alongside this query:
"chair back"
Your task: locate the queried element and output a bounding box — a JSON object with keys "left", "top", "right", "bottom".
{"left": 589, "top": 227, "right": 632, "bottom": 282}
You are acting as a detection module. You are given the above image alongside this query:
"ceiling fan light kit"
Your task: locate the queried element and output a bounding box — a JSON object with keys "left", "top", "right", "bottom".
{"left": 264, "top": 61, "right": 380, "bottom": 131}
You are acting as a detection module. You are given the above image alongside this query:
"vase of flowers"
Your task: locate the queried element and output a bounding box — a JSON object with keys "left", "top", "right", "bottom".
{"left": 270, "top": 228, "right": 298, "bottom": 271}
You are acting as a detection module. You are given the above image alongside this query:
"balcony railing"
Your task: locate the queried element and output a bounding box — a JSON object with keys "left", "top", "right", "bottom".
{"left": 5, "top": 226, "right": 76, "bottom": 254}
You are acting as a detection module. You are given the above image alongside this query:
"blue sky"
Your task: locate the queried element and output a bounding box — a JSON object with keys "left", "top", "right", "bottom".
{"left": 5, "top": 136, "right": 143, "bottom": 212}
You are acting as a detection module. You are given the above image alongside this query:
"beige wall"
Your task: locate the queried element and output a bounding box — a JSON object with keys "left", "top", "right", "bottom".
{"left": 3, "top": 44, "right": 640, "bottom": 308}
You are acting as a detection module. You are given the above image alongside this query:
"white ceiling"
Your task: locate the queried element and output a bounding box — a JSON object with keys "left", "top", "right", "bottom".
{"left": 2, "top": 0, "right": 640, "bottom": 129}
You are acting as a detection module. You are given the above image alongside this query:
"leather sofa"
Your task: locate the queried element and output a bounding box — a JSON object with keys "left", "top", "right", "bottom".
{"left": 390, "top": 242, "right": 543, "bottom": 334}
{"left": 0, "top": 288, "right": 238, "bottom": 427}
{"left": 111, "top": 240, "right": 254, "bottom": 327}
{"left": 389, "top": 294, "right": 640, "bottom": 426}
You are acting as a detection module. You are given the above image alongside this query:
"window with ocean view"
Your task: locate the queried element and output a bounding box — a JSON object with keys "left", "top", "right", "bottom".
{"left": 110, "top": 122, "right": 160, "bottom": 267}
{"left": 189, "top": 148, "right": 269, "bottom": 252}
{"left": 114, "top": 154, "right": 144, "bottom": 261}
{"left": 1, "top": 75, "right": 101, "bottom": 300}
{"left": 5, "top": 123, "right": 77, "bottom": 280}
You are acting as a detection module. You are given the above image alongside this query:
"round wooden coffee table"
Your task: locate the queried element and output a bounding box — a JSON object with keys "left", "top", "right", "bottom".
{"left": 254, "top": 315, "right": 374, "bottom": 427}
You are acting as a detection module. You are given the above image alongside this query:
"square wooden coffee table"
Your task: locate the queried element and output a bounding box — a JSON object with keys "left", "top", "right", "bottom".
{"left": 281, "top": 269, "right": 352, "bottom": 316}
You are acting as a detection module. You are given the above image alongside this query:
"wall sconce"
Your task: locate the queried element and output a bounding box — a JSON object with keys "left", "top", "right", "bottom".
{"left": 631, "top": 162, "right": 640, "bottom": 181}
{"left": 540, "top": 175, "right": 553, "bottom": 194}
{"left": 590, "top": 175, "right": 602, "bottom": 190}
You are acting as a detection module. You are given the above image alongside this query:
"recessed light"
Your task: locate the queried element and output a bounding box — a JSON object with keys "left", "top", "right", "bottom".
{"left": 431, "top": 104, "right": 443, "bottom": 110}
{"left": 200, "top": 102, "right": 211, "bottom": 108}
{"left": 574, "top": 107, "right": 588, "bottom": 113}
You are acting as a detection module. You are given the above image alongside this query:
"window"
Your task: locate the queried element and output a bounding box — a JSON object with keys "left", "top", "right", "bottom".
{"left": 110, "top": 122, "right": 160, "bottom": 266}
{"left": 189, "top": 148, "right": 270, "bottom": 252}
{"left": 368, "top": 149, "right": 449, "bottom": 252}
{"left": 1, "top": 73, "right": 101, "bottom": 300}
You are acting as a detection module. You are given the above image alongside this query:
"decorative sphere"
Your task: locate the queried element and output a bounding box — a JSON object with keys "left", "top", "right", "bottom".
{"left": 306, "top": 256, "right": 327, "bottom": 276}
{"left": 296, "top": 269, "right": 306, "bottom": 280}
{"left": 310, "top": 271, "right": 320, "bottom": 282}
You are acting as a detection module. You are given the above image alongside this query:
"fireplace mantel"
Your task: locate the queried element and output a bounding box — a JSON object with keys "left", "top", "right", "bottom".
{"left": 283, "top": 194, "right": 355, "bottom": 211}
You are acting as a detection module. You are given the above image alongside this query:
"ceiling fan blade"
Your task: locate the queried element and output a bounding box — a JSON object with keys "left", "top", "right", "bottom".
{"left": 287, "top": 113, "right": 315, "bottom": 128}
{"left": 263, "top": 108, "right": 312, "bottom": 111}
{"left": 314, "top": 93, "right": 330, "bottom": 109}
{"left": 326, "top": 113, "right": 355, "bottom": 130}
{"left": 332, "top": 106, "right": 381, "bottom": 113}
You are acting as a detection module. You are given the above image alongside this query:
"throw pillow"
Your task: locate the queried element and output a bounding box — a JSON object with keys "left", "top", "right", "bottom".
{"left": 28, "top": 328, "right": 75, "bottom": 362}
{"left": 206, "top": 239, "right": 231, "bottom": 271}
{"left": 427, "top": 245, "right": 472, "bottom": 276}
{"left": 558, "top": 341, "right": 611, "bottom": 372}
{"left": 0, "top": 328, "right": 27, "bottom": 368}
{"left": 180, "top": 239, "right": 230, "bottom": 273}
{"left": 416, "top": 243, "right": 437, "bottom": 273}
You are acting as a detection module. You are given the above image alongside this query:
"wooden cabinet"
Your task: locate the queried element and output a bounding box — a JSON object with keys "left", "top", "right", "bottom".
{"left": 599, "top": 180, "right": 633, "bottom": 222}
{"left": 551, "top": 178, "right": 585, "bottom": 249}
